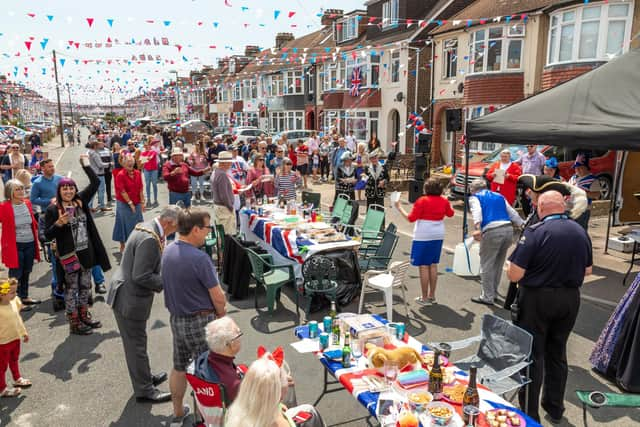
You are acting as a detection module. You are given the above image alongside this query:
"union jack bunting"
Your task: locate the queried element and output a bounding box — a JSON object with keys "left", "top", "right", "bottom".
{"left": 350, "top": 66, "right": 362, "bottom": 97}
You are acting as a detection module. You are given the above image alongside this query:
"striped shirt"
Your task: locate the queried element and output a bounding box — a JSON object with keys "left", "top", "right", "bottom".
{"left": 275, "top": 172, "right": 298, "bottom": 201}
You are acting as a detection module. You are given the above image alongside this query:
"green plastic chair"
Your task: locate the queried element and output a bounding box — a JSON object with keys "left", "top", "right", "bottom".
{"left": 245, "top": 248, "right": 295, "bottom": 314}
{"left": 329, "top": 194, "right": 350, "bottom": 224}
{"left": 204, "top": 230, "right": 217, "bottom": 258}
{"left": 343, "top": 204, "right": 385, "bottom": 244}
{"left": 298, "top": 255, "right": 338, "bottom": 323}
{"left": 215, "top": 224, "right": 226, "bottom": 272}
{"left": 576, "top": 390, "right": 640, "bottom": 426}
{"left": 358, "top": 230, "right": 399, "bottom": 273}
{"left": 302, "top": 191, "right": 321, "bottom": 209}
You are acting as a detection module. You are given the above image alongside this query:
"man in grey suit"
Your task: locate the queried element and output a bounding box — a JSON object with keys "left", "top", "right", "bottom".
{"left": 107, "top": 206, "right": 180, "bottom": 403}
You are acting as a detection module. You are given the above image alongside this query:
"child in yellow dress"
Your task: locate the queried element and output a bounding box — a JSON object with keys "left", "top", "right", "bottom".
{"left": 0, "top": 278, "right": 31, "bottom": 397}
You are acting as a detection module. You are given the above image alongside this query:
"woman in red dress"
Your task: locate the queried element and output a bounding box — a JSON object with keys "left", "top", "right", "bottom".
{"left": 485, "top": 149, "right": 522, "bottom": 206}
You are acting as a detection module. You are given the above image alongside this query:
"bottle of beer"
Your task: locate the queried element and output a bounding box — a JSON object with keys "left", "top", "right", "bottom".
{"left": 342, "top": 332, "right": 351, "bottom": 368}
{"left": 331, "top": 317, "right": 341, "bottom": 347}
{"left": 428, "top": 350, "right": 443, "bottom": 400}
{"left": 462, "top": 365, "right": 480, "bottom": 422}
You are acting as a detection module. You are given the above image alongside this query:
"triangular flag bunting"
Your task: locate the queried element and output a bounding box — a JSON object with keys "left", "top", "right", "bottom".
{"left": 274, "top": 10, "right": 281, "bottom": 20}
{"left": 40, "top": 39, "right": 48, "bottom": 50}
{"left": 107, "top": 18, "right": 114, "bottom": 27}
{"left": 24, "top": 41, "right": 32, "bottom": 51}
{"left": 86, "top": 18, "right": 94, "bottom": 27}
{"left": 164, "top": 21, "right": 171, "bottom": 26}
{"left": 60, "top": 58, "right": 66, "bottom": 66}
{"left": 46, "top": 15, "right": 54, "bottom": 22}
{"left": 288, "top": 11, "right": 296, "bottom": 18}
{"left": 27, "top": 13, "right": 36, "bottom": 18}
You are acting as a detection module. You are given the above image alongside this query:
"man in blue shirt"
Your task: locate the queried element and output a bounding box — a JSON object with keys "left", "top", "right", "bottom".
{"left": 162, "top": 208, "right": 227, "bottom": 426}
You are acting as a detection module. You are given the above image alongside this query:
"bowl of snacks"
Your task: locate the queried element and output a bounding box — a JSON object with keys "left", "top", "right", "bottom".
{"left": 426, "top": 401, "right": 455, "bottom": 426}
{"left": 407, "top": 390, "right": 433, "bottom": 412}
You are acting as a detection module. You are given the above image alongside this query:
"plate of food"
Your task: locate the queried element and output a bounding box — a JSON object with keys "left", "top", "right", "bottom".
{"left": 311, "top": 222, "right": 332, "bottom": 230}
{"left": 441, "top": 381, "right": 466, "bottom": 405}
{"left": 421, "top": 351, "right": 450, "bottom": 369}
{"left": 481, "top": 409, "right": 526, "bottom": 427}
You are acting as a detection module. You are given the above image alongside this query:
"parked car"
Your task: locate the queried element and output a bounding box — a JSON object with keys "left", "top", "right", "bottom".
{"left": 212, "top": 126, "right": 228, "bottom": 137}
{"left": 449, "top": 145, "right": 616, "bottom": 200}
{"left": 232, "top": 127, "right": 269, "bottom": 144}
{"left": 180, "top": 119, "right": 214, "bottom": 134}
{"left": 275, "top": 130, "right": 315, "bottom": 144}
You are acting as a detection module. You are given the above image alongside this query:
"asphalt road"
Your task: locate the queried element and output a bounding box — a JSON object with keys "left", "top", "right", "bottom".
{"left": 2, "top": 137, "right": 639, "bottom": 427}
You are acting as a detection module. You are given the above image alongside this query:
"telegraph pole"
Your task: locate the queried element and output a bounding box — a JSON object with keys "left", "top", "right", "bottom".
{"left": 66, "top": 83, "right": 74, "bottom": 131}
{"left": 52, "top": 50, "right": 65, "bottom": 147}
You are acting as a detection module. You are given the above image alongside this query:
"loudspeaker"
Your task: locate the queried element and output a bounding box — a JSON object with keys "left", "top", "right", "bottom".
{"left": 414, "top": 154, "right": 427, "bottom": 181}
{"left": 415, "top": 133, "right": 432, "bottom": 154}
{"left": 409, "top": 180, "right": 424, "bottom": 203}
{"left": 446, "top": 109, "right": 463, "bottom": 132}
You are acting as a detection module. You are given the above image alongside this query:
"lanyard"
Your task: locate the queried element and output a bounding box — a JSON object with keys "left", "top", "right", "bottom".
{"left": 542, "top": 214, "right": 568, "bottom": 222}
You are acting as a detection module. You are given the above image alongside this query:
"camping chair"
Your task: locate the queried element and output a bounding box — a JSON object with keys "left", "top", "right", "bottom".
{"left": 298, "top": 255, "right": 339, "bottom": 323}
{"left": 360, "top": 223, "right": 397, "bottom": 256}
{"left": 245, "top": 248, "right": 296, "bottom": 314}
{"left": 215, "top": 224, "right": 225, "bottom": 272}
{"left": 185, "top": 372, "right": 227, "bottom": 427}
{"left": 335, "top": 200, "right": 359, "bottom": 235}
{"left": 358, "top": 230, "right": 399, "bottom": 273}
{"left": 301, "top": 191, "right": 321, "bottom": 210}
{"left": 358, "top": 260, "right": 411, "bottom": 322}
{"left": 575, "top": 390, "right": 640, "bottom": 426}
{"left": 343, "top": 204, "right": 385, "bottom": 244}
{"left": 431, "top": 314, "right": 533, "bottom": 412}
{"left": 204, "top": 230, "right": 217, "bottom": 259}
{"left": 329, "top": 194, "right": 350, "bottom": 224}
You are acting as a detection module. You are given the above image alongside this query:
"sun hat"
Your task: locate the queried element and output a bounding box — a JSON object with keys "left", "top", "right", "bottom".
{"left": 341, "top": 152, "right": 354, "bottom": 161}
{"left": 170, "top": 147, "right": 184, "bottom": 157}
{"left": 216, "top": 151, "right": 233, "bottom": 163}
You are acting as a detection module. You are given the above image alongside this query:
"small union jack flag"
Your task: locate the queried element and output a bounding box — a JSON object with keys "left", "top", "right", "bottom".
{"left": 350, "top": 66, "right": 362, "bottom": 97}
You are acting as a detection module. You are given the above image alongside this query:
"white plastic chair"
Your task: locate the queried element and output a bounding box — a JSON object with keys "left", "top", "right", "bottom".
{"left": 358, "top": 260, "right": 411, "bottom": 322}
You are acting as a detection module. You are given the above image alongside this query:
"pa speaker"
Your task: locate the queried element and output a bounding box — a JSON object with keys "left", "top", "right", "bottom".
{"left": 409, "top": 180, "right": 424, "bottom": 203}
{"left": 446, "top": 109, "right": 463, "bottom": 132}
{"left": 415, "top": 133, "right": 432, "bottom": 154}
{"left": 414, "top": 154, "right": 427, "bottom": 181}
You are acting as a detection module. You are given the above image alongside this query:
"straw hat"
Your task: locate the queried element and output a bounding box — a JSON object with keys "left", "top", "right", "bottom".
{"left": 170, "top": 147, "right": 184, "bottom": 157}
{"left": 216, "top": 151, "right": 233, "bottom": 163}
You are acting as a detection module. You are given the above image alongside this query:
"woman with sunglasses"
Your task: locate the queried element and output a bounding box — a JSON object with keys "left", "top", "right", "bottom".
{"left": 246, "top": 155, "right": 275, "bottom": 203}
{"left": 275, "top": 158, "right": 301, "bottom": 202}
{"left": 44, "top": 155, "right": 111, "bottom": 335}
{"left": 0, "top": 144, "right": 28, "bottom": 184}
{"left": 0, "top": 179, "right": 41, "bottom": 312}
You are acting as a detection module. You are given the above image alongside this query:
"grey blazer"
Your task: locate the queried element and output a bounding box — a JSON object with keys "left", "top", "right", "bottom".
{"left": 107, "top": 220, "right": 163, "bottom": 321}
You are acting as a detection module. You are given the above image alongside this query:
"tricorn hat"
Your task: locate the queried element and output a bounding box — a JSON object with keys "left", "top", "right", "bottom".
{"left": 518, "top": 174, "right": 571, "bottom": 196}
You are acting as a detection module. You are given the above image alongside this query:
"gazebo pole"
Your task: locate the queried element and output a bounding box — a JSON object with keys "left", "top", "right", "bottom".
{"left": 604, "top": 151, "right": 625, "bottom": 254}
{"left": 462, "top": 135, "right": 471, "bottom": 241}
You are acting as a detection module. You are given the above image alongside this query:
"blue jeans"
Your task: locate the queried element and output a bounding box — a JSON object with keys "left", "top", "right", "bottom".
{"left": 91, "top": 175, "right": 106, "bottom": 209}
{"left": 190, "top": 175, "right": 205, "bottom": 197}
{"left": 9, "top": 241, "right": 36, "bottom": 299}
{"left": 169, "top": 191, "right": 191, "bottom": 208}
{"left": 143, "top": 169, "right": 158, "bottom": 203}
{"left": 92, "top": 265, "right": 105, "bottom": 286}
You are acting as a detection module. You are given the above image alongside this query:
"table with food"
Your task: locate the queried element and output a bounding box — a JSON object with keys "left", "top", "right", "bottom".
{"left": 293, "top": 314, "right": 541, "bottom": 427}
{"left": 239, "top": 203, "right": 361, "bottom": 278}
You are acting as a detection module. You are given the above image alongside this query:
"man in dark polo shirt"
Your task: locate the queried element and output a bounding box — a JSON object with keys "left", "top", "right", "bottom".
{"left": 162, "top": 208, "right": 227, "bottom": 426}
{"left": 507, "top": 191, "right": 592, "bottom": 424}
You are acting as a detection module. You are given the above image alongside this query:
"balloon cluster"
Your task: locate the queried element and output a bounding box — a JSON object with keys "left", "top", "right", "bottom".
{"left": 408, "top": 112, "right": 428, "bottom": 134}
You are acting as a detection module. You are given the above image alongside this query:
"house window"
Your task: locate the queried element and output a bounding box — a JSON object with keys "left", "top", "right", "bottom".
{"left": 323, "top": 110, "right": 378, "bottom": 141}
{"left": 370, "top": 55, "right": 380, "bottom": 87}
{"left": 382, "top": 0, "right": 399, "bottom": 29}
{"left": 391, "top": 51, "right": 401, "bottom": 83}
{"left": 443, "top": 39, "right": 458, "bottom": 78}
{"left": 268, "top": 74, "right": 284, "bottom": 97}
{"left": 269, "top": 111, "right": 304, "bottom": 132}
{"left": 233, "top": 82, "right": 241, "bottom": 101}
{"left": 285, "top": 71, "right": 303, "bottom": 95}
{"left": 470, "top": 26, "right": 523, "bottom": 74}
{"left": 548, "top": 3, "right": 633, "bottom": 65}
{"left": 307, "top": 68, "right": 315, "bottom": 94}
{"left": 335, "top": 16, "right": 359, "bottom": 43}
{"left": 323, "top": 62, "right": 345, "bottom": 91}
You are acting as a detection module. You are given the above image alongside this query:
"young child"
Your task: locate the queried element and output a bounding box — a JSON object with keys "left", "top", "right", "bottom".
{"left": 0, "top": 278, "right": 31, "bottom": 398}
{"left": 311, "top": 149, "right": 320, "bottom": 183}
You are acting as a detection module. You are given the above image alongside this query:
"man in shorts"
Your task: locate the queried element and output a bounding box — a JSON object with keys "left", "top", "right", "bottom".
{"left": 162, "top": 208, "right": 227, "bottom": 426}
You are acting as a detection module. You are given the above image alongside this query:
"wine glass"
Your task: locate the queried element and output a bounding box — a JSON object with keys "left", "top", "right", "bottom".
{"left": 384, "top": 360, "right": 399, "bottom": 385}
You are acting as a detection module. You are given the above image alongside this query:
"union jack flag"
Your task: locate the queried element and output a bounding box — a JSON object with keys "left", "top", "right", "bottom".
{"left": 350, "top": 66, "right": 362, "bottom": 97}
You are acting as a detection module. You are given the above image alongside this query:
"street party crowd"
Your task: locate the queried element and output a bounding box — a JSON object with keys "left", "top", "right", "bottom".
{"left": 0, "top": 121, "right": 629, "bottom": 427}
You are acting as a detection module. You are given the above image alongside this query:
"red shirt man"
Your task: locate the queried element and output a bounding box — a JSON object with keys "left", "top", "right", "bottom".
{"left": 162, "top": 149, "right": 207, "bottom": 194}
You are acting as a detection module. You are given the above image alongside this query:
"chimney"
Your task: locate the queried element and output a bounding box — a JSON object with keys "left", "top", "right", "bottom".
{"left": 275, "top": 33, "right": 295, "bottom": 49}
{"left": 321, "top": 9, "right": 344, "bottom": 26}
{"left": 217, "top": 57, "right": 229, "bottom": 69}
{"left": 244, "top": 45, "right": 260, "bottom": 57}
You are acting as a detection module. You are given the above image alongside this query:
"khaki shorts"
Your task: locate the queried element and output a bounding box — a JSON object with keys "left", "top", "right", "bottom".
{"left": 213, "top": 205, "right": 236, "bottom": 236}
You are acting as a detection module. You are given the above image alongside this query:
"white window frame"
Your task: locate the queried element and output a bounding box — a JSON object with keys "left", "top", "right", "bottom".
{"left": 547, "top": 2, "right": 634, "bottom": 65}
{"left": 443, "top": 38, "right": 458, "bottom": 79}
{"left": 382, "top": 0, "right": 399, "bottom": 29}
{"left": 391, "top": 51, "right": 401, "bottom": 83}
{"left": 335, "top": 16, "right": 359, "bottom": 43}
{"left": 469, "top": 26, "right": 524, "bottom": 74}
{"left": 232, "top": 82, "right": 241, "bottom": 101}
{"left": 268, "top": 74, "right": 284, "bottom": 97}
{"left": 307, "top": 68, "right": 315, "bottom": 95}
{"left": 323, "top": 62, "right": 345, "bottom": 92}
{"left": 285, "top": 71, "right": 303, "bottom": 95}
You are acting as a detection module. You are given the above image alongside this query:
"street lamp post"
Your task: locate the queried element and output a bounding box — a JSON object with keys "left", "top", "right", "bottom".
{"left": 169, "top": 70, "right": 181, "bottom": 125}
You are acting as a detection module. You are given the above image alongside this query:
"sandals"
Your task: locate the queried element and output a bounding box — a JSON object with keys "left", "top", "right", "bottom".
{"left": 13, "top": 377, "right": 32, "bottom": 388}
{"left": 0, "top": 387, "right": 21, "bottom": 397}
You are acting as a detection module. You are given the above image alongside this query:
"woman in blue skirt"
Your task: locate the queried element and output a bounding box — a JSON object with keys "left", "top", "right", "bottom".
{"left": 395, "top": 178, "right": 454, "bottom": 305}
{"left": 112, "top": 154, "right": 144, "bottom": 252}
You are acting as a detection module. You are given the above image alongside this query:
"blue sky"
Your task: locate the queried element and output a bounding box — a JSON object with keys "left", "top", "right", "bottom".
{"left": 0, "top": 0, "right": 366, "bottom": 104}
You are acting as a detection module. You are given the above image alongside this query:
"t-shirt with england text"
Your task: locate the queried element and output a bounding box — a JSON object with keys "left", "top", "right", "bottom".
{"left": 162, "top": 240, "right": 220, "bottom": 315}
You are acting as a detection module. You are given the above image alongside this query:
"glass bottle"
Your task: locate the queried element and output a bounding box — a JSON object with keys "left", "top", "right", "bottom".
{"left": 462, "top": 365, "right": 480, "bottom": 423}
{"left": 341, "top": 333, "right": 351, "bottom": 368}
{"left": 428, "top": 350, "right": 443, "bottom": 400}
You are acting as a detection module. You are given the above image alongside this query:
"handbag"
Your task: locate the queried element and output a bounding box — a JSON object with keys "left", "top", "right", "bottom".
{"left": 59, "top": 252, "right": 81, "bottom": 274}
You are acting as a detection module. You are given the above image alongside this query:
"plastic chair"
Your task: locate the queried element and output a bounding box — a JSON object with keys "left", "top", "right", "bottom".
{"left": 299, "top": 255, "right": 338, "bottom": 323}
{"left": 335, "top": 200, "right": 359, "bottom": 235}
{"left": 358, "top": 260, "right": 411, "bottom": 322}
{"left": 215, "top": 224, "right": 225, "bottom": 272}
{"left": 360, "top": 222, "right": 397, "bottom": 256}
{"left": 301, "top": 191, "right": 321, "bottom": 209}
{"left": 358, "top": 230, "right": 399, "bottom": 273}
{"left": 329, "top": 194, "right": 349, "bottom": 224}
{"left": 431, "top": 314, "right": 533, "bottom": 411}
{"left": 245, "top": 248, "right": 295, "bottom": 314}
{"left": 343, "top": 204, "right": 385, "bottom": 243}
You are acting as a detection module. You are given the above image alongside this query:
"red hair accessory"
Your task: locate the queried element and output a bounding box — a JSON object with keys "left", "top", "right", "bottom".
{"left": 257, "top": 345, "right": 284, "bottom": 367}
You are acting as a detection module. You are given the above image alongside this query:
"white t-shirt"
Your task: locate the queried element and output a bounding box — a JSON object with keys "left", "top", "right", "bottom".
{"left": 413, "top": 220, "right": 445, "bottom": 242}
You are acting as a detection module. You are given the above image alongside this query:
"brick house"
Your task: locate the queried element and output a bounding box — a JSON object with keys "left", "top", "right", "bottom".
{"left": 429, "top": 0, "right": 639, "bottom": 166}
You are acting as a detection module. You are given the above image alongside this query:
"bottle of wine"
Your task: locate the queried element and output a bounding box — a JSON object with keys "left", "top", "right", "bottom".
{"left": 462, "top": 365, "right": 480, "bottom": 422}
{"left": 428, "top": 350, "right": 443, "bottom": 400}
{"left": 341, "top": 332, "right": 351, "bottom": 368}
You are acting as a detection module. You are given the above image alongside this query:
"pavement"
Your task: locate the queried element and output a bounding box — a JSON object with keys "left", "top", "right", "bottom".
{"left": 2, "top": 134, "right": 639, "bottom": 427}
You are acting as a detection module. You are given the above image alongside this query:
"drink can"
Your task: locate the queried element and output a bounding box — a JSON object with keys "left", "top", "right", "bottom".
{"left": 258, "top": 207, "right": 264, "bottom": 217}
{"left": 323, "top": 316, "right": 332, "bottom": 333}
{"left": 319, "top": 333, "right": 329, "bottom": 350}
{"left": 395, "top": 322, "right": 406, "bottom": 340}
{"left": 308, "top": 321, "right": 318, "bottom": 339}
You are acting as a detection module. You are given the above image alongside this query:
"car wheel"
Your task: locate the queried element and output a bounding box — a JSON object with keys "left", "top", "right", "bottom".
{"left": 598, "top": 175, "right": 612, "bottom": 200}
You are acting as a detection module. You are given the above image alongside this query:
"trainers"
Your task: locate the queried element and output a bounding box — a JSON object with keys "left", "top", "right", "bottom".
{"left": 427, "top": 297, "right": 437, "bottom": 305}
{"left": 414, "top": 296, "right": 431, "bottom": 306}
{"left": 170, "top": 405, "right": 191, "bottom": 427}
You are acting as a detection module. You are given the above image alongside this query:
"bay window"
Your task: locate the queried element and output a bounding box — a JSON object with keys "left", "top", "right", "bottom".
{"left": 269, "top": 111, "right": 304, "bottom": 133}
{"left": 233, "top": 82, "right": 241, "bottom": 101}
{"left": 323, "top": 110, "right": 378, "bottom": 141}
{"left": 470, "top": 26, "right": 523, "bottom": 74}
{"left": 548, "top": 2, "right": 633, "bottom": 64}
